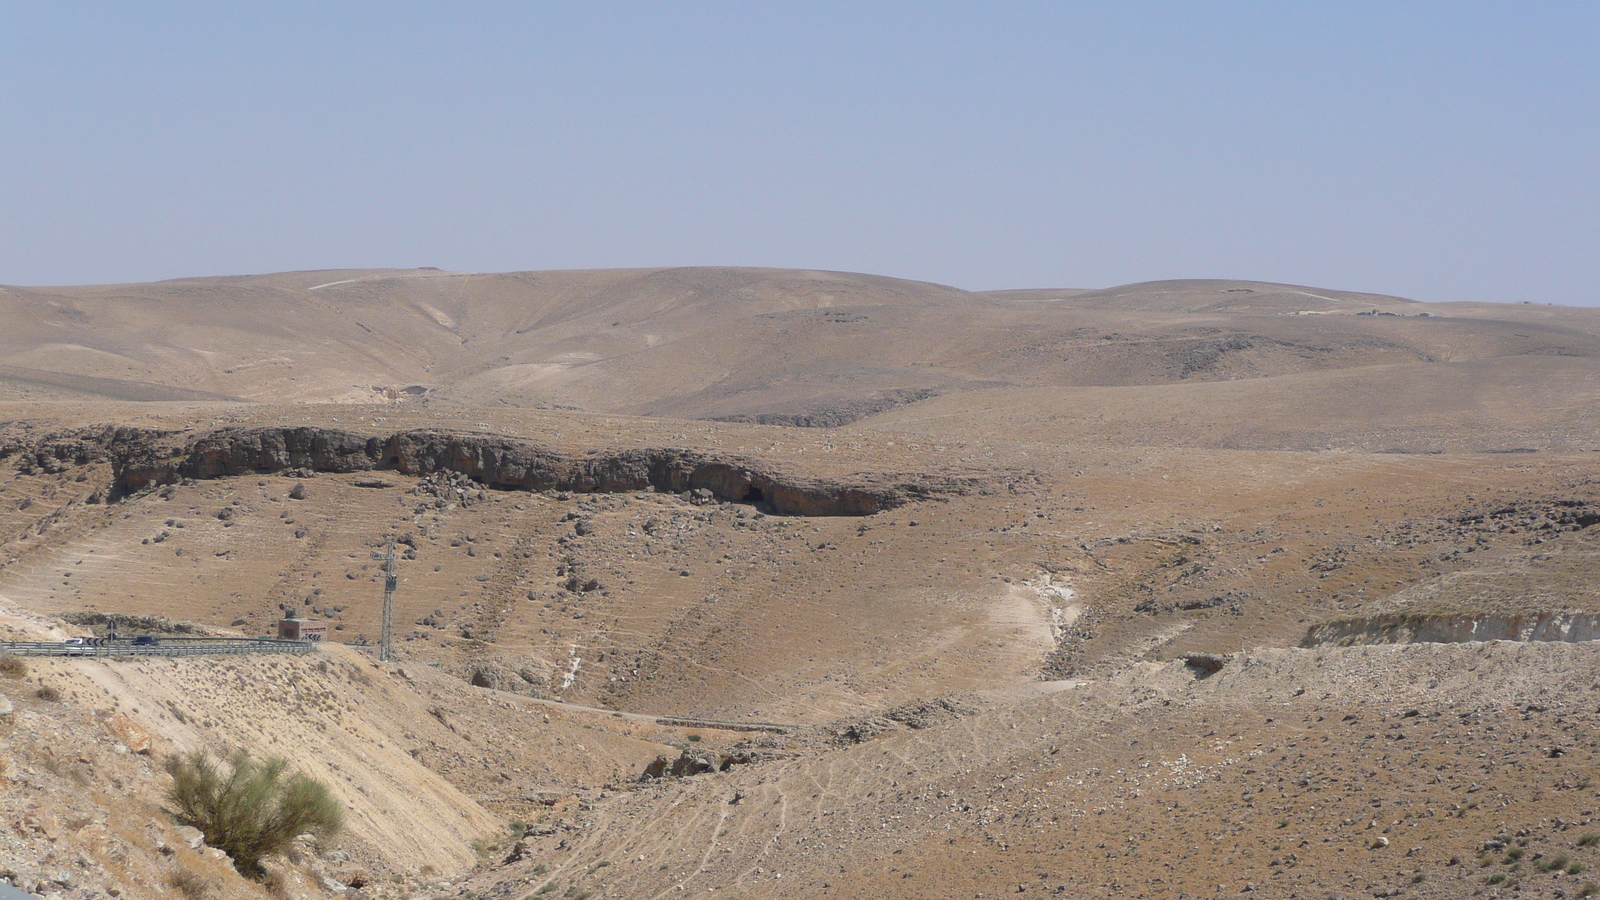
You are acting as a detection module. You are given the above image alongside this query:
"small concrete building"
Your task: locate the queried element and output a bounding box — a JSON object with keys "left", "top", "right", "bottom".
{"left": 278, "top": 612, "right": 327, "bottom": 642}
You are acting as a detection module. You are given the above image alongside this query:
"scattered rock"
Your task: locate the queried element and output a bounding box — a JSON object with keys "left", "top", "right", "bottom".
{"left": 640, "top": 749, "right": 749, "bottom": 780}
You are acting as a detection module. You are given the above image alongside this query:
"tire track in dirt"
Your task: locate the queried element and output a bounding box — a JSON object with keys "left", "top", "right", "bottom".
{"left": 646, "top": 798, "right": 735, "bottom": 900}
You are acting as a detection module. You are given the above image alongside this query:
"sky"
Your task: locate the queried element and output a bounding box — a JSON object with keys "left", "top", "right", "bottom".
{"left": 2, "top": 2, "right": 1597, "bottom": 304}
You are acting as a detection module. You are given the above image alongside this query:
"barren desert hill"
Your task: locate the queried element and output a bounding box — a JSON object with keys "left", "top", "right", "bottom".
{"left": 975, "top": 277, "right": 1422, "bottom": 313}
{"left": 6, "top": 267, "right": 1600, "bottom": 899}
{"left": 6, "top": 267, "right": 1599, "bottom": 426}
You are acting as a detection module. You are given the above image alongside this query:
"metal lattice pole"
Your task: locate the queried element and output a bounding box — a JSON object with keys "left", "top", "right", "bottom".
{"left": 373, "top": 539, "right": 397, "bottom": 661}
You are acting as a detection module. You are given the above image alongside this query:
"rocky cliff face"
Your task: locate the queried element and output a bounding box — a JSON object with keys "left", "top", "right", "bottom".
{"left": 0, "top": 424, "right": 135, "bottom": 474}
{"left": 95, "top": 426, "right": 947, "bottom": 516}
{"left": 1301, "top": 611, "right": 1600, "bottom": 646}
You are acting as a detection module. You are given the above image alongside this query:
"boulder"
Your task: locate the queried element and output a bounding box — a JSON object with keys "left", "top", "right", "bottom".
{"left": 1180, "top": 652, "right": 1227, "bottom": 676}
{"left": 73, "top": 823, "right": 117, "bottom": 858}
{"left": 641, "top": 750, "right": 721, "bottom": 779}
{"left": 668, "top": 750, "right": 719, "bottom": 778}
{"left": 104, "top": 713, "right": 153, "bottom": 754}
{"left": 501, "top": 841, "right": 530, "bottom": 865}
{"left": 462, "top": 660, "right": 543, "bottom": 694}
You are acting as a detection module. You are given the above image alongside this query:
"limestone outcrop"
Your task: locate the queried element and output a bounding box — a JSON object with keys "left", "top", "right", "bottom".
{"left": 96, "top": 426, "right": 948, "bottom": 516}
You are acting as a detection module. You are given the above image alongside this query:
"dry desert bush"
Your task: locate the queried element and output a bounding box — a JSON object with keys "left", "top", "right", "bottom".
{"left": 166, "top": 749, "right": 343, "bottom": 875}
{"left": 164, "top": 866, "right": 215, "bottom": 900}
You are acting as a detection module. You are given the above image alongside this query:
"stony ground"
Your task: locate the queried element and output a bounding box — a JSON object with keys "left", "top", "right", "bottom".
{"left": 461, "top": 641, "right": 1600, "bottom": 900}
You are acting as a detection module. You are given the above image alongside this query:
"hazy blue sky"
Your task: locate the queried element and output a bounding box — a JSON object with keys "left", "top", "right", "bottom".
{"left": 2, "top": 3, "right": 1596, "bottom": 303}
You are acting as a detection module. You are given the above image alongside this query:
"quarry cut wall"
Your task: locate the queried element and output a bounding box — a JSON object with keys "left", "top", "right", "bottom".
{"left": 78, "top": 425, "right": 938, "bottom": 516}
{"left": 1301, "top": 611, "right": 1600, "bottom": 647}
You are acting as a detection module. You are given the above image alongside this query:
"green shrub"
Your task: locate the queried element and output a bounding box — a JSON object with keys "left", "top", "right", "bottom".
{"left": 166, "top": 749, "right": 343, "bottom": 875}
{"left": 1541, "top": 854, "right": 1571, "bottom": 873}
{"left": 1580, "top": 834, "right": 1600, "bottom": 847}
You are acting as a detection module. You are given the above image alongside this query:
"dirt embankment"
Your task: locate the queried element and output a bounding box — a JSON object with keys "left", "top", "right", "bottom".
{"left": 22, "top": 644, "right": 502, "bottom": 875}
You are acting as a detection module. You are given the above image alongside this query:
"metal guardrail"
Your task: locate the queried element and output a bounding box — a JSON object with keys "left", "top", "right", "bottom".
{"left": 0, "top": 638, "right": 316, "bottom": 658}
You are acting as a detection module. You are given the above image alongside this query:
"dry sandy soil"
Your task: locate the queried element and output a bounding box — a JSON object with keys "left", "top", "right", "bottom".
{"left": 2, "top": 267, "right": 1600, "bottom": 899}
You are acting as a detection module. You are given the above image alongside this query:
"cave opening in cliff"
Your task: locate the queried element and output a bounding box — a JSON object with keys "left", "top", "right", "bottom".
{"left": 743, "top": 486, "right": 765, "bottom": 505}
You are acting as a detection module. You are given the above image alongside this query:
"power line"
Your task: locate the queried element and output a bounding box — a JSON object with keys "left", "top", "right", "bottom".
{"left": 372, "top": 539, "right": 398, "bottom": 662}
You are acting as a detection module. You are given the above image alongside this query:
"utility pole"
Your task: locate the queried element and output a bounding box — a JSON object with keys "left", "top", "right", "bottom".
{"left": 372, "top": 539, "right": 398, "bottom": 662}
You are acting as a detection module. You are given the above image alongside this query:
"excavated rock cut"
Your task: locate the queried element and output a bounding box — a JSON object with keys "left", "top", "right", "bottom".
{"left": 1301, "top": 611, "right": 1600, "bottom": 647}
{"left": 107, "top": 426, "right": 932, "bottom": 517}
